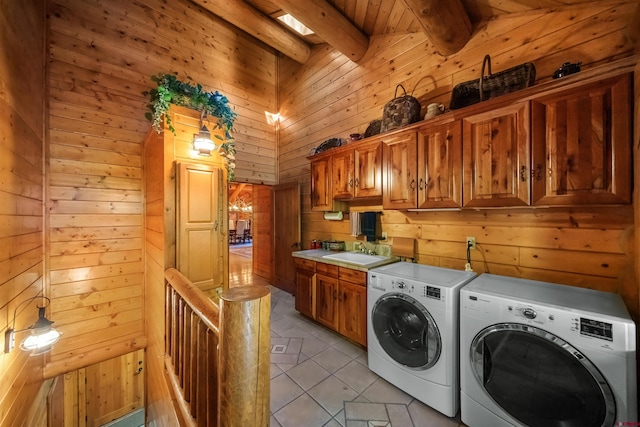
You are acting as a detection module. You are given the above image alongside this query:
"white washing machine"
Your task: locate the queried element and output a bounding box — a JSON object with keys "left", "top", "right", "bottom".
{"left": 367, "top": 262, "right": 476, "bottom": 417}
{"left": 460, "top": 274, "right": 637, "bottom": 427}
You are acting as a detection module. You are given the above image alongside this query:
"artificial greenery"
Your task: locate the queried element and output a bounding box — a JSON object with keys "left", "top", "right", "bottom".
{"left": 143, "top": 73, "right": 238, "bottom": 180}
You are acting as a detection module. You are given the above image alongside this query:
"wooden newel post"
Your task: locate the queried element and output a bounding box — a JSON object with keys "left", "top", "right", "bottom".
{"left": 218, "top": 285, "right": 271, "bottom": 426}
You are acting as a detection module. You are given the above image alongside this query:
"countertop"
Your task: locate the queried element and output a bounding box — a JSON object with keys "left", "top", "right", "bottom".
{"left": 292, "top": 249, "right": 399, "bottom": 272}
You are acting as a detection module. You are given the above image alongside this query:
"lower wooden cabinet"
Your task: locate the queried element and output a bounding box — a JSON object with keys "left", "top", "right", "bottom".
{"left": 294, "top": 259, "right": 368, "bottom": 347}
{"left": 294, "top": 258, "right": 315, "bottom": 318}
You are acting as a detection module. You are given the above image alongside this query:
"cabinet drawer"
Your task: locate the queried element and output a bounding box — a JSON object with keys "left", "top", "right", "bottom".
{"left": 316, "top": 262, "right": 339, "bottom": 278}
{"left": 294, "top": 258, "right": 316, "bottom": 271}
{"left": 339, "top": 267, "right": 366, "bottom": 285}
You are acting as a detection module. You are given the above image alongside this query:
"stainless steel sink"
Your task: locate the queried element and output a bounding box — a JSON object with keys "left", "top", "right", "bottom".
{"left": 321, "top": 252, "right": 389, "bottom": 266}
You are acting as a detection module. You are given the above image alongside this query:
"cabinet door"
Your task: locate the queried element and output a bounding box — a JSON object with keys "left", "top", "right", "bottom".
{"left": 417, "top": 121, "right": 463, "bottom": 209}
{"left": 338, "top": 280, "right": 367, "bottom": 347}
{"left": 382, "top": 132, "right": 418, "bottom": 209}
{"left": 531, "top": 74, "right": 631, "bottom": 205}
{"left": 463, "top": 102, "right": 530, "bottom": 207}
{"left": 354, "top": 140, "right": 383, "bottom": 198}
{"left": 315, "top": 274, "right": 339, "bottom": 330}
{"left": 310, "top": 156, "right": 333, "bottom": 211}
{"left": 295, "top": 269, "right": 315, "bottom": 319}
{"left": 332, "top": 150, "right": 355, "bottom": 200}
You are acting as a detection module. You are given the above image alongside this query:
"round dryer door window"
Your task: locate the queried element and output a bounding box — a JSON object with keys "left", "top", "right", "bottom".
{"left": 470, "top": 323, "right": 616, "bottom": 427}
{"left": 371, "top": 293, "right": 441, "bottom": 370}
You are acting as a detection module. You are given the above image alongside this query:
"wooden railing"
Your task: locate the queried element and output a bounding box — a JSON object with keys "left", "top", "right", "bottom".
{"left": 164, "top": 268, "right": 270, "bottom": 426}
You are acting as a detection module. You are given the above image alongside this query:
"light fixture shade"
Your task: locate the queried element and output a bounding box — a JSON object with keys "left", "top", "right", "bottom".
{"left": 193, "top": 125, "right": 216, "bottom": 156}
{"left": 19, "top": 306, "right": 61, "bottom": 354}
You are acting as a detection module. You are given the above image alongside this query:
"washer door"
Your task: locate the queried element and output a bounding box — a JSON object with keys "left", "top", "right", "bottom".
{"left": 371, "top": 293, "right": 441, "bottom": 370}
{"left": 470, "top": 323, "right": 616, "bottom": 427}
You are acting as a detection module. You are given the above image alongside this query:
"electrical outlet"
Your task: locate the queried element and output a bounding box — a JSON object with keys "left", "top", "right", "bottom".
{"left": 466, "top": 237, "right": 476, "bottom": 249}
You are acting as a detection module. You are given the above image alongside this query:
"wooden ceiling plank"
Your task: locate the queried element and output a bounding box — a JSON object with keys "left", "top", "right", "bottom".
{"left": 272, "top": 0, "right": 370, "bottom": 62}
{"left": 189, "top": 0, "right": 311, "bottom": 64}
{"left": 402, "top": 0, "right": 473, "bottom": 56}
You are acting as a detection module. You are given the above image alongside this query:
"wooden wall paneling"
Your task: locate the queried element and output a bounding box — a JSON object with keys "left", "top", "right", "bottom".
{"left": 144, "top": 128, "right": 181, "bottom": 426}
{"left": 631, "top": 59, "right": 640, "bottom": 322}
{"left": 282, "top": 4, "right": 638, "bottom": 319}
{"left": 0, "top": 0, "right": 47, "bottom": 425}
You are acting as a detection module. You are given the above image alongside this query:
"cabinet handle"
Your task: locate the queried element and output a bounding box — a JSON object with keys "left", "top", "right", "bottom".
{"left": 214, "top": 220, "right": 219, "bottom": 231}
{"left": 520, "top": 166, "right": 527, "bottom": 182}
{"left": 535, "top": 164, "right": 543, "bottom": 180}
{"left": 348, "top": 179, "right": 353, "bottom": 187}
{"left": 410, "top": 179, "right": 417, "bottom": 190}
{"left": 418, "top": 178, "right": 424, "bottom": 190}
{"left": 354, "top": 178, "right": 359, "bottom": 188}
{"left": 333, "top": 290, "right": 338, "bottom": 300}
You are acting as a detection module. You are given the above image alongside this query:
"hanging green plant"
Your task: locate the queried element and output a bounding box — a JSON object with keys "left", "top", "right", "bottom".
{"left": 143, "top": 73, "right": 238, "bottom": 180}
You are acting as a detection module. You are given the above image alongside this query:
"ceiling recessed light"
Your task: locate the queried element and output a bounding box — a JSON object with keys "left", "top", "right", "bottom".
{"left": 277, "top": 14, "right": 314, "bottom": 36}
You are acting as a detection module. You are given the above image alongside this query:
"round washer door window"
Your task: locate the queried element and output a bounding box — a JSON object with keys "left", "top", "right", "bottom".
{"left": 470, "top": 323, "right": 616, "bottom": 427}
{"left": 371, "top": 293, "right": 441, "bottom": 370}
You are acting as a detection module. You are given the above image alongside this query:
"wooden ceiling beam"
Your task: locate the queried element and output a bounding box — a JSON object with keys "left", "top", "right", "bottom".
{"left": 402, "top": 0, "right": 472, "bottom": 56}
{"left": 272, "top": 0, "right": 369, "bottom": 62}
{"left": 190, "top": 0, "right": 311, "bottom": 64}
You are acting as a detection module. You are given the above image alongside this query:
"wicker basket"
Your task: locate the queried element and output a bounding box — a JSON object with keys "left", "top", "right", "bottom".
{"left": 380, "top": 84, "right": 422, "bottom": 132}
{"left": 450, "top": 55, "right": 536, "bottom": 110}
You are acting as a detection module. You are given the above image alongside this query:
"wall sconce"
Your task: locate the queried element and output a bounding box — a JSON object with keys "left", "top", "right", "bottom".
{"left": 4, "top": 296, "right": 61, "bottom": 355}
{"left": 193, "top": 111, "right": 216, "bottom": 156}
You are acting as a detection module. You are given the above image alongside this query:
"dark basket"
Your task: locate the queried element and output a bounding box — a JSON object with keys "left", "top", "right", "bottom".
{"left": 314, "top": 137, "right": 343, "bottom": 154}
{"left": 450, "top": 55, "right": 536, "bottom": 110}
{"left": 381, "top": 84, "right": 422, "bottom": 132}
{"left": 364, "top": 119, "right": 382, "bottom": 138}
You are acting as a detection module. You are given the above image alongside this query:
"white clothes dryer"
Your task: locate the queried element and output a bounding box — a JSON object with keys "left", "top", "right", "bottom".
{"left": 367, "top": 262, "right": 476, "bottom": 417}
{"left": 460, "top": 274, "right": 637, "bottom": 427}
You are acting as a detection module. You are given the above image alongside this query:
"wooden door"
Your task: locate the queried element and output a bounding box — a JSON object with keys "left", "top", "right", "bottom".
{"left": 332, "top": 150, "right": 355, "bottom": 200}
{"left": 177, "top": 162, "right": 225, "bottom": 292}
{"left": 417, "top": 120, "right": 463, "bottom": 209}
{"left": 338, "top": 280, "right": 367, "bottom": 346}
{"left": 83, "top": 350, "right": 144, "bottom": 427}
{"left": 274, "top": 182, "right": 300, "bottom": 294}
{"left": 253, "top": 184, "right": 274, "bottom": 281}
{"left": 354, "top": 140, "right": 383, "bottom": 198}
{"left": 531, "top": 74, "right": 632, "bottom": 205}
{"left": 310, "top": 156, "right": 333, "bottom": 211}
{"left": 463, "top": 102, "right": 530, "bottom": 207}
{"left": 315, "top": 274, "right": 338, "bottom": 330}
{"left": 382, "top": 131, "right": 418, "bottom": 209}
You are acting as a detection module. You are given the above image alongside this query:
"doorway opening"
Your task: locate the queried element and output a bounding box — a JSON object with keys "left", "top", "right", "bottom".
{"left": 228, "top": 183, "right": 253, "bottom": 286}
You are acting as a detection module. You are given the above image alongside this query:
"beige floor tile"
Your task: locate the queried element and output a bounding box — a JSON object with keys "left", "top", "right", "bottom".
{"left": 274, "top": 394, "right": 332, "bottom": 427}
{"left": 344, "top": 401, "right": 388, "bottom": 422}
{"left": 270, "top": 373, "right": 304, "bottom": 413}
{"left": 361, "top": 378, "right": 413, "bottom": 405}
{"left": 334, "top": 360, "right": 378, "bottom": 393}
{"left": 312, "top": 347, "right": 352, "bottom": 373}
{"left": 286, "top": 358, "right": 331, "bottom": 390}
{"left": 308, "top": 375, "right": 359, "bottom": 416}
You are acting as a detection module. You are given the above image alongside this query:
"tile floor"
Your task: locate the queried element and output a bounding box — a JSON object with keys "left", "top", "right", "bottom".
{"left": 268, "top": 285, "right": 467, "bottom": 427}
{"left": 228, "top": 251, "right": 466, "bottom": 427}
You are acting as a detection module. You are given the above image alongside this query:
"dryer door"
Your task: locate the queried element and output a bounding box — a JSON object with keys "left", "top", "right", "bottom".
{"left": 470, "top": 323, "right": 616, "bottom": 427}
{"left": 371, "top": 293, "right": 441, "bottom": 370}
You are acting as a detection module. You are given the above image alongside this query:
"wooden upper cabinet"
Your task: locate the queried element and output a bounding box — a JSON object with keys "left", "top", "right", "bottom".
{"left": 530, "top": 73, "right": 632, "bottom": 205}
{"left": 330, "top": 140, "right": 383, "bottom": 201}
{"left": 354, "top": 140, "right": 383, "bottom": 198}
{"left": 382, "top": 132, "right": 418, "bottom": 209}
{"left": 463, "top": 102, "right": 531, "bottom": 207}
{"left": 332, "top": 150, "right": 355, "bottom": 200}
{"left": 417, "top": 120, "right": 463, "bottom": 209}
{"left": 310, "top": 156, "right": 333, "bottom": 211}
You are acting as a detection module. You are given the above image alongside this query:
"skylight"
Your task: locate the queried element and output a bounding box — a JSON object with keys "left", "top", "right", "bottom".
{"left": 277, "top": 14, "right": 314, "bottom": 36}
